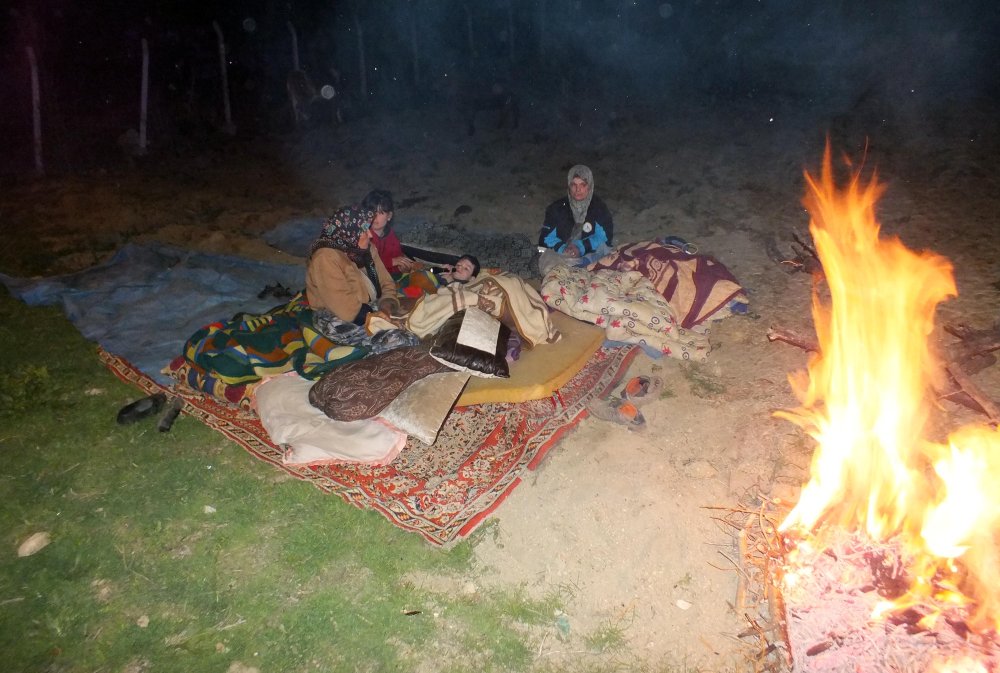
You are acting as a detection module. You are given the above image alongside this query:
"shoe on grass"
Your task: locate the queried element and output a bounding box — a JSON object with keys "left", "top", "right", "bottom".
{"left": 157, "top": 396, "right": 184, "bottom": 433}
{"left": 116, "top": 393, "right": 166, "bottom": 425}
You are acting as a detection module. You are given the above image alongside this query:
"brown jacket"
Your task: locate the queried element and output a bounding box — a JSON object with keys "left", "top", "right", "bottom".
{"left": 305, "top": 247, "right": 398, "bottom": 322}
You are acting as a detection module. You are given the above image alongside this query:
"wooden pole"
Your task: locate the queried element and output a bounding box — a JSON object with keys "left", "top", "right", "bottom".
{"left": 212, "top": 20, "right": 236, "bottom": 135}
{"left": 506, "top": 0, "right": 514, "bottom": 64}
{"left": 287, "top": 21, "right": 300, "bottom": 71}
{"left": 353, "top": 9, "right": 367, "bottom": 101}
{"left": 464, "top": 4, "right": 476, "bottom": 58}
{"left": 139, "top": 37, "right": 149, "bottom": 155}
{"left": 537, "top": 0, "right": 546, "bottom": 57}
{"left": 409, "top": 0, "right": 420, "bottom": 87}
{"left": 26, "top": 45, "right": 43, "bottom": 176}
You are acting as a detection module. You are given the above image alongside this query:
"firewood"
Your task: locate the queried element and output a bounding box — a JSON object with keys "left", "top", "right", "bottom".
{"left": 768, "top": 324, "right": 1000, "bottom": 422}
{"left": 944, "top": 362, "right": 1000, "bottom": 422}
{"left": 944, "top": 321, "right": 1000, "bottom": 372}
{"left": 765, "top": 327, "right": 818, "bottom": 352}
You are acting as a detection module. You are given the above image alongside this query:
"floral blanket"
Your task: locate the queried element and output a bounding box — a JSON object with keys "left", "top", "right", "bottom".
{"left": 588, "top": 241, "right": 746, "bottom": 329}
{"left": 541, "top": 265, "right": 711, "bottom": 361}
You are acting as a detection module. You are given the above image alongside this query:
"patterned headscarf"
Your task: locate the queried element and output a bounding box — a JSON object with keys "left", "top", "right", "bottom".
{"left": 567, "top": 164, "right": 594, "bottom": 226}
{"left": 310, "top": 204, "right": 374, "bottom": 266}
{"left": 310, "top": 204, "right": 382, "bottom": 298}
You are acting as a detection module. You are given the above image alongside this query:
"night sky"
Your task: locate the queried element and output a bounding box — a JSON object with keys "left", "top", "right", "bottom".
{"left": 2, "top": 0, "right": 999, "bottom": 169}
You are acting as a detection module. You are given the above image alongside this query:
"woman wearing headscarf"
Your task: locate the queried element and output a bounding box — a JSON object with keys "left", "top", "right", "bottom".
{"left": 305, "top": 190, "right": 400, "bottom": 325}
{"left": 537, "top": 164, "right": 614, "bottom": 270}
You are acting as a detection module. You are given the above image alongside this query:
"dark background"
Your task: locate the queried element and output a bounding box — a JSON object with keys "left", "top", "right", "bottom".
{"left": 2, "top": 0, "right": 999, "bottom": 174}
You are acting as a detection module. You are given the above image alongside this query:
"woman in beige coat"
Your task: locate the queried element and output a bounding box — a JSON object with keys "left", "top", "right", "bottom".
{"left": 306, "top": 191, "right": 399, "bottom": 325}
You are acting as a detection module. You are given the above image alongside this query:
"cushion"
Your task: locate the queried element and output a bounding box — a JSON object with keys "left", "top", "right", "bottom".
{"left": 429, "top": 308, "right": 511, "bottom": 379}
{"left": 309, "top": 346, "right": 452, "bottom": 421}
{"left": 307, "top": 346, "right": 470, "bottom": 445}
{"left": 377, "top": 370, "right": 471, "bottom": 444}
{"left": 253, "top": 374, "right": 407, "bottom": 465}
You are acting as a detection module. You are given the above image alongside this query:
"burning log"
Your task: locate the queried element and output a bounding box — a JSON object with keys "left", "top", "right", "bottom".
{"left": 763, "top": 231, "right": 823, "bottom": 275}
{"left": 944, "top": 322, "right": 1000, "bottom": 374}
{"left": 766, "top": 327, "right": 1000, "bottom": 423}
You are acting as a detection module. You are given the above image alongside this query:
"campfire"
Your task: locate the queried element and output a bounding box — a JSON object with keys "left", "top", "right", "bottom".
{"left": 772, "top": 145, "right": 1000, "bottom": 671}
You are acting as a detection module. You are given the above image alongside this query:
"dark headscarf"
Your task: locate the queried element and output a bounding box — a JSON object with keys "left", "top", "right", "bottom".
{"left": 310, "top": 204, "right": 382, "bottom": 298}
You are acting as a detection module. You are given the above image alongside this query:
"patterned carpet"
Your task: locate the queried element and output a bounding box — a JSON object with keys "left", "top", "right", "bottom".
{"left": 100, "top": 345, "right": 637, "bottom": 546}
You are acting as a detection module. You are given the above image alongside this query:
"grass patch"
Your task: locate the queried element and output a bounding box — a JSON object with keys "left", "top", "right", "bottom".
{"left": 0, "top": 288, "right": 640, "bottom": 672}
{"left": 679, "top": 362, "right": 726, "bottom": 398}
{"left": 584, "top": 620, "right": 630, "bottom": 654}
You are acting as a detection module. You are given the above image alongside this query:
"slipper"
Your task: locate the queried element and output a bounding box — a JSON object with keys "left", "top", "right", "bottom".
{"left": 620, "top": 375, "right": 664, "bottom": 405}
{"left": 116, "top": 393, "right": 166, "bottom": 425}
{"left": 586, "top": 397, "right": 646, "bottom": 430}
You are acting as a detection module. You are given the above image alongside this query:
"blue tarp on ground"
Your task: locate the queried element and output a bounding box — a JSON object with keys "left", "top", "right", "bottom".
{"left": 261, "top": 216, "right": 323, "bottom": 258}
{"left": 0, "top": 243, "right": 305, "bottom": 385}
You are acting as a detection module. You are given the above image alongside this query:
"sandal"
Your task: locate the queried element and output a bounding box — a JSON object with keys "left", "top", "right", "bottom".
{"left": 586, "top": 397, "right": 646, "bottom": 431}
{"left": 620, "top": 375, "right": 664, "bottom": 405}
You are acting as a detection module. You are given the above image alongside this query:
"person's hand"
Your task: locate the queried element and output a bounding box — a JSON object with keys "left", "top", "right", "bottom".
{"left": 394, "top": 256, "right": 416, "bottom": 272}
{"left": 563, "top": 245, "right": 581, "bottom": 259}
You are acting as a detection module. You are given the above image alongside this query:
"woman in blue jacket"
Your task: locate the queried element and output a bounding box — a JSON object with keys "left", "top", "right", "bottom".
{"left": 537, "top": 164, "right": 614, "bottom": 273}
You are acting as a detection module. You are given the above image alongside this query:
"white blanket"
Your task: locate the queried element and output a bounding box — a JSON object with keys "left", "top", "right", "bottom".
{"left": 253, "top": 374, "right": 407, "bottom": 466}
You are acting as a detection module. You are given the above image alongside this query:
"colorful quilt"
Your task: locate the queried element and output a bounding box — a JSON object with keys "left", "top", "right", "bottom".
{"left": 169, "top": 293, "right": 366, "bottom": 407}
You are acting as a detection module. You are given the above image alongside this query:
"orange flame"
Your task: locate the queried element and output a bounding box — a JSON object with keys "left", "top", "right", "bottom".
{"left": 777, "top": 143, "right": 1000, "bottom": 632}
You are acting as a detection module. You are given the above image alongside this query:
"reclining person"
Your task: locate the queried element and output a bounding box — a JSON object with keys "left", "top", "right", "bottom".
{"left": 434, "top": 254, "right": 480, "bottom": 286}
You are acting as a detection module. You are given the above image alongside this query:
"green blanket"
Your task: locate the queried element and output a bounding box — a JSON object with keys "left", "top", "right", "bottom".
{"left": 173, "top": 294, "right": 366, "bottom": 403}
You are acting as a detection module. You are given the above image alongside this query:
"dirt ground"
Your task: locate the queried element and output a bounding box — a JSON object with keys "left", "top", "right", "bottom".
{"left": 4, "top": 98, "right": 999, "bottom": 670}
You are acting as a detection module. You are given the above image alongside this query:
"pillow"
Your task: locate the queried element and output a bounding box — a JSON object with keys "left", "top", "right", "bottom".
{"left": 253, "top": 374, "right": 407, "bottom": 466}
{"left": 309, "top": 346, "right": 451, "bottom": 421}
{"left": 429, "top": 308, "right": 511, "bottom": 379}
{"left": 377, "top": 370, "right": 470, "bottom": 445}
{"left": 307, "top": 347, "right": 470, "bottom": 445}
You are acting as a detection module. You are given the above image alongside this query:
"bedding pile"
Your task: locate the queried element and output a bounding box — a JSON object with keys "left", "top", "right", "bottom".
{"left": 540, "top": 240, "right": 747, "bottom": 359}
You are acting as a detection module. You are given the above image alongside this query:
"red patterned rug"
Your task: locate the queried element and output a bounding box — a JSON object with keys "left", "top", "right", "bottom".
{"left": 99, "top": 345, "right": 638, "bottom": 546}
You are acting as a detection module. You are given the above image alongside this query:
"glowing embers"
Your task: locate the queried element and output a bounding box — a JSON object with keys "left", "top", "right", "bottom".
{"left": 774, "top": 144, "right": 1000, "bottom": 668}
{"left": 780, "top": 528, "right": 999, "bottom": 671}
